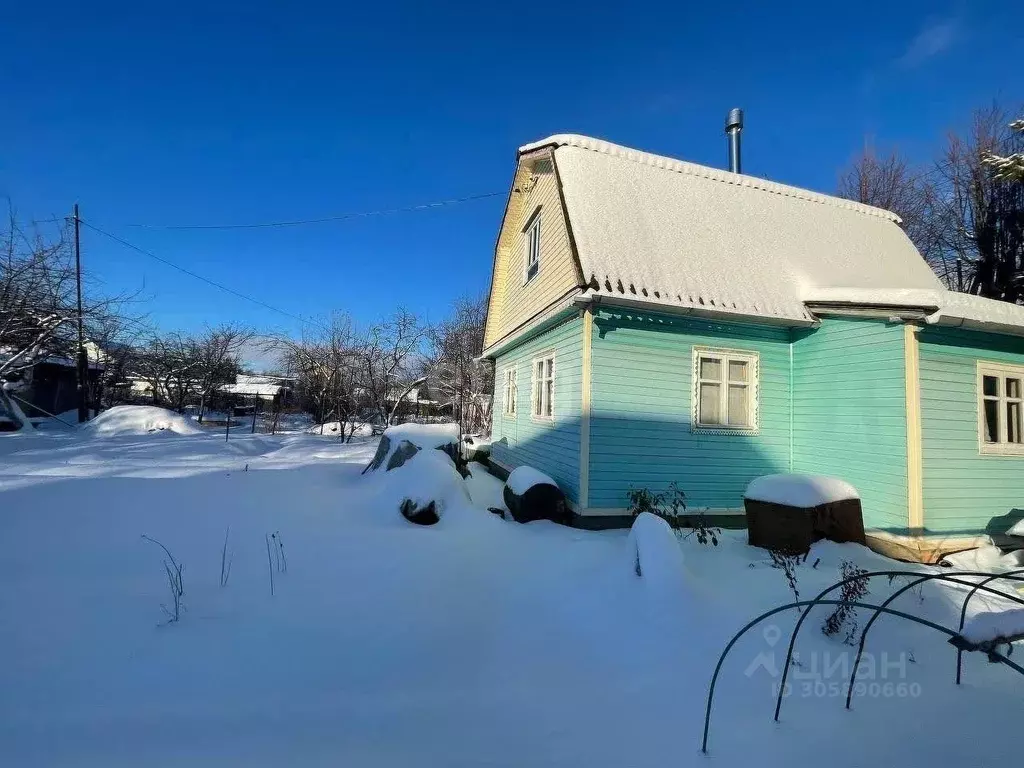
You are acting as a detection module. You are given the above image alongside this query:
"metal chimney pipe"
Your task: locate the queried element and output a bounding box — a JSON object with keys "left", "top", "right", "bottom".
{"left": 725, "top": 108, "right": 743, "bottom": 173}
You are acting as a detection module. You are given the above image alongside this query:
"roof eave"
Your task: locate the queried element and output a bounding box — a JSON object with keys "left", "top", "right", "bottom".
{"left": 579, "top": 293, "right": 815, "bottom": 328}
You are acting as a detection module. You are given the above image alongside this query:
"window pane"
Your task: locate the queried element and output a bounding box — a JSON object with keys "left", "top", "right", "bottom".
{"left": 727, "top": 384, "right": 749, "bottom": 426}
{"left": 545, "top": 358, "right": 553, "bottom": 379}
{"left": 984, "top": 399, "right": 999, "bottom": 443}
{"left": 1009, "top": 401, "right": 1022, "bottom": 444}
{"left": 699, "top": 383, "right": 721, "bottom": 423}
{"left": 700, "top": 357, "right": 722, "bottom": 381}
{"left": 983, "top": 375, "right": 998, "bottom": 397}
{"left": 544, "top": 380, "right": 553, "bottom": 417}
{"left": 728, "top": 360, "right": 748, "bottom": 383}
{"left": 1007, "top": 378, "right": 1022, "bottom": 400}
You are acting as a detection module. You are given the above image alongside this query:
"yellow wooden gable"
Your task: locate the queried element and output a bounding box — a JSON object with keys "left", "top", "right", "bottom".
{"left": 483, "top": 148, "right": 584, "bottom": 351}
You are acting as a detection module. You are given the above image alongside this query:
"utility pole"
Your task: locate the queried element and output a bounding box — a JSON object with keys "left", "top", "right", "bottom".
{"left": 73, "top": 203, "right": 88, "bottom": 423}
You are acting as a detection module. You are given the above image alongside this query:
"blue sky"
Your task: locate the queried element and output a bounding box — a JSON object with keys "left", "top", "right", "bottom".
{"left": 1, "top": 1, "right": 1020, "bottom": 349}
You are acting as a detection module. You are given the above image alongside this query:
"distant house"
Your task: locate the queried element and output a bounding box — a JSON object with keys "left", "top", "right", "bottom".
{"left": 481, "top": 133, "right": 1024, "bottom": 561}
{"left": 0, "top": 343, "right": 104, "bottom": 426}
{"left": 220, "top": 374, "right": 293, "bottom": 404}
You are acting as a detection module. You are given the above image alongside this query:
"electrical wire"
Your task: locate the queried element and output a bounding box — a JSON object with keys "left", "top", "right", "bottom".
{"left": 79, "top": 220, "right": 320, "bottom": 328}
{"left": 126, "top": 191, "right": 504, "bottom": 230}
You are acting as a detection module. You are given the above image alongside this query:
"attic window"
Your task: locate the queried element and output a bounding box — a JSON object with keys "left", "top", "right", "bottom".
{"left": 692, "top": 347, "right": 759, "bottom": 433}
{"left": 523, "top": 209, "right": 541, "bottom": 283}
{"left": 979, "top": 361, "right": 1024, "bottom": 456}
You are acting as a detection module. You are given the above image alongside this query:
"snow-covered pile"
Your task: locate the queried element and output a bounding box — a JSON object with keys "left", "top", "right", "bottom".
{"left": 627, "top": 512, "right": 686, "bottom": 593}
{"left": 745, "top": 473, "right": 859, "bottom": 507}
{"left": 84, "top": 406, "right": 202, "bottom": 437}
{"left": 958, "top": 608, "right": 1024, "bottom": 646}
{"left": 364, "top": 422, "right": 461, "bottom": 474}
{"left": 388, "top": 449, "right": 470, "bottom": 522}
{"left": 384, "top": 422, "right": 460, "bottom": 448}
{"left": 506, "top": 465, "right": 557, "bottom": 495}
{"left": 941, "top": 544, "right": 1024, "bottom": 571}
{"left": 1008, "top": 519, "right": 1024, "bottom": 537}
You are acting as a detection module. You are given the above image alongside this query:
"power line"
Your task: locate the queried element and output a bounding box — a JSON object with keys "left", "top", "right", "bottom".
{"left": 126, "top": 191, "right": 504, "bottom": 230}
{"left": 79, "top": 219, "right": 320, "bottom": 329}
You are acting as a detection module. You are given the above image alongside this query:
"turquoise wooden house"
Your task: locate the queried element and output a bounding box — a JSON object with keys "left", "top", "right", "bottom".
{"left": 481, "top": 134, "right": 1024, "bottom": 561}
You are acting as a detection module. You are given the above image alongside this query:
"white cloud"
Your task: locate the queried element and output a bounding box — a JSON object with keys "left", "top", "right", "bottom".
{"left": 898, "top": 17, "right": 960, "bottom": 68}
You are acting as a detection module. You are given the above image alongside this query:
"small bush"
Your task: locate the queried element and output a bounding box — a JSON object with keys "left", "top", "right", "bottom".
{"left": 768, "top": 549, "right": 803, "bottom": 608}
{"left": 627, "top": 482, "right": 720, "bottom": 546}
{"left": 823, "top": 561, "right": 871, "bottom": 645}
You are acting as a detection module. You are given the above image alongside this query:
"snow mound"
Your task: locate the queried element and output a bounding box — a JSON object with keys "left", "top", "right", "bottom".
{"left": 364, "top": 423, "right": 461, "bottom": 474}
{"left": 387, "top": 449, "right": 470, "bottom": 522}
{"left": 85, "top": 406, "right": 202, "bottom": 437}
{"left": 628, "top": 512, "right": 686, "bottom": 591}
{"left": 941, "top": 543, "right": 1023, "bottom": 571}
{"left": 959, "top": 608, "right": 1024, "bottom": 645}
{"left": 1008, "top": 519, "right": 1024, "bottom": 537}
{"left": 506, "top": 466, "right": 557, "bottom": 495}
{"left": 745, "top": 473, "right": 859, "bottom": 507}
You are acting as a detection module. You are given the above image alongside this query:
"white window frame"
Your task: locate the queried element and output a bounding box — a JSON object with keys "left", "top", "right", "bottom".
{"left": 691, "top": 346, "right": 759, "bottom": 433}
{"left": 502, "top": 366, "right": 518, "bottom": 417}
{"left": 530, "top": 352, "right": 555, "bottom": 421}
{"left": 977, "top": 360, "right": 1024, "bottom": 456}
{"left": 523, "top": 209, "right": 541, "bottom": 284}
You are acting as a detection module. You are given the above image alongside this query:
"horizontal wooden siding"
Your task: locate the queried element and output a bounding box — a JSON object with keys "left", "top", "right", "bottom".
{"left": 918, "top": 327, "right": 1024, "bottom": 535}
{"left": 588, "top": 310, "right": 791, "bottom": 511}
{"left": 791, "top": 317, "right": 908, "bottom": 532}
{"left": 491, "top": 316, "right": 583, "bottom": 502}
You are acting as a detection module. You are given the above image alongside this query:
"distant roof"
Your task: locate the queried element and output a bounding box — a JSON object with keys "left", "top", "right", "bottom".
{"left": 520, "top": 134, "right": 944, "bottom": 325}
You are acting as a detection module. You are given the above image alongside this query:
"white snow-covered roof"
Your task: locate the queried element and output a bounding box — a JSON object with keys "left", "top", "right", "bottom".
{"left": 805, "top": 287, "right": 1024, "bottom": 337}
{"left": 521, "top": 134, "right": 944, "bottom": 325}
{"left": 220, "top": 382, "right": 284, "bottom": 396}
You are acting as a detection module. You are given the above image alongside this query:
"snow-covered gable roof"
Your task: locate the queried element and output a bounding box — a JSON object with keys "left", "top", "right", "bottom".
{"left": 521, "top": 134, "right": 944, "bottom": 325}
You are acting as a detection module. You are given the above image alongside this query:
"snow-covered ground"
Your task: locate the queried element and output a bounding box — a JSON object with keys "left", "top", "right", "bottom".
{"left": 1, "top": 416, "right": 1022, "bottom": 766}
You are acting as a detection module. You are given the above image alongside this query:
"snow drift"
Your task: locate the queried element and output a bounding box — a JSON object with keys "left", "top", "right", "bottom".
{"left": 85, "top": 406, "right": 202, "bottom": 437}
{"left": 627, "top": 512, "right": 686, "bottom": 593}
{"left": 391, "top": 449, "right": 470, "bottom": 524}
{"left": 363, "top": 423, "right": 461, "bottom": 474}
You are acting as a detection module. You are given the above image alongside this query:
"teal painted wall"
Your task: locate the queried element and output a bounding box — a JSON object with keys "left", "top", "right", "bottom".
{"left": 918, "top": 327, "right": 1024, "bottom": 535}
{"left": 588, "top": 310, "right": 791, "bottom": 511}
{"left": 791, "top": 317, "right": 909, "bottom": 532}
{"left": 491, "top": 316, "right": 583, "bottom": 503}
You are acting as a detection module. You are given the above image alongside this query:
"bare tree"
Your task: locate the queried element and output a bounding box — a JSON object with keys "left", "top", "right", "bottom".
{"left": 194, "top": 324, "right": 255, "bottom": 422}
{"left": 357, "top": 308, "right": 430, "bottom": 426}
{"left": 271, "top": 313, "right": 365, "bottom": 440}
{"left": 131, "top": 333, "right": 198, "bottom": 410}
{"left": 424, "top": 295, "right": 493, "bottom": 434}
{"left": 929, "top": 106, "right": 1024, "bottom": 300}
{"left": 0, "top": 210, "right": 132, "bottom": 429}
{"left": 836, "top": 148, "right": 940, "bottom": 267}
